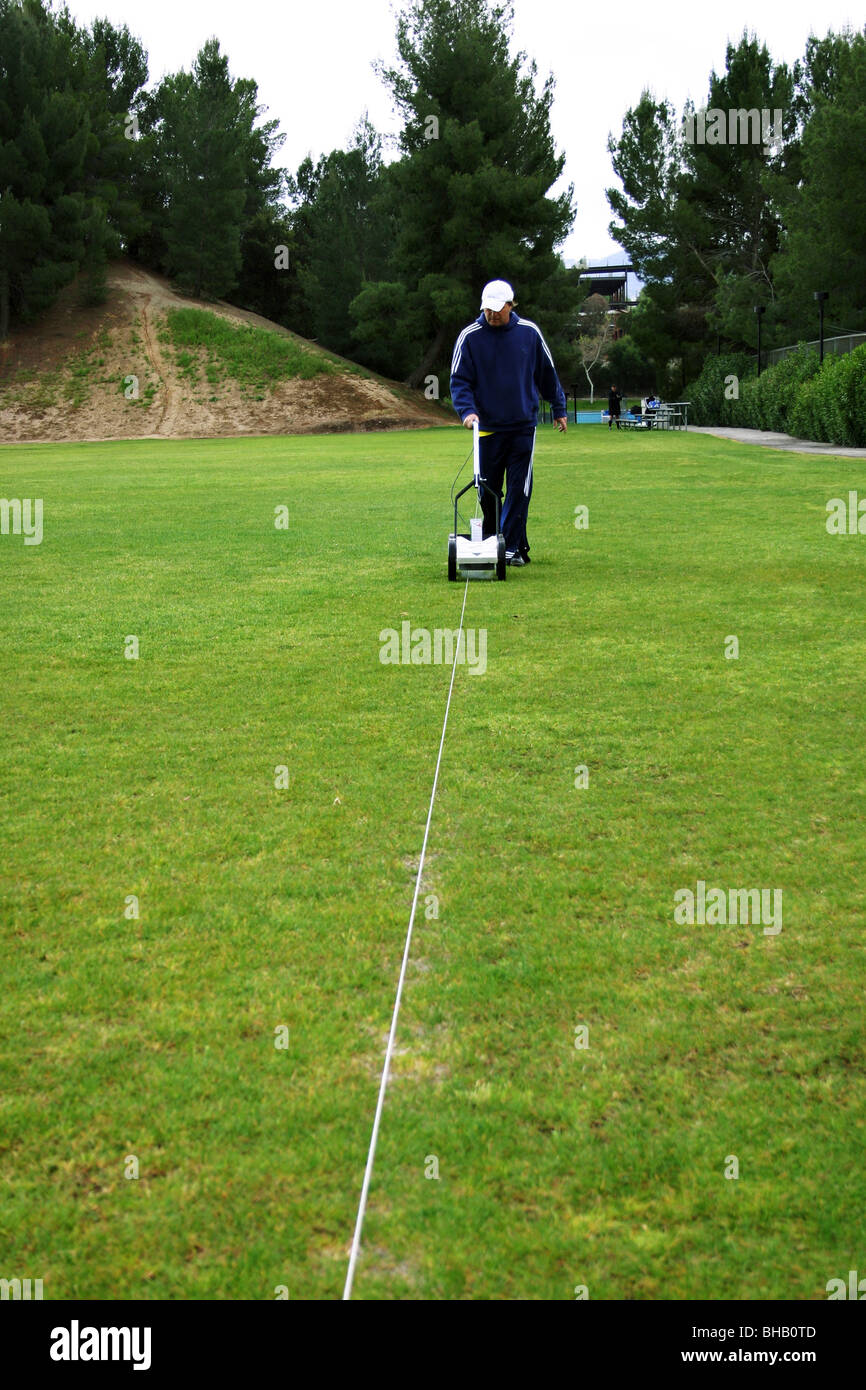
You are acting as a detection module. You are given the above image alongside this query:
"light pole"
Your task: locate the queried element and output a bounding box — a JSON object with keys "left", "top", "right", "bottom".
{"left": 754, "top": 305, "right": 766, "bottom": 377}
{"left": 814, "top": 291, "right": 829, "bottom": 364}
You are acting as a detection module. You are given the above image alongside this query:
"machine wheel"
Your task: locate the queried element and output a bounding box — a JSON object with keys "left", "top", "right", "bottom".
{"left": 496, "top": 534, "right": 506, "bottom": 581}
{"left": 448, "top": 535, "right": 457, "bottom": 581}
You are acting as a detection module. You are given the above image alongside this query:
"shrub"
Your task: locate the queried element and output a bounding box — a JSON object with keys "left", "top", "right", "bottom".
{"left": 791, "top": 345, "right": 866, "bottom": 447}
{"left": 789, "top": 371, "right": 825, "bottom": 441}
{"left": 735, "top": 373, "right": 762, "bottom": 429}
{"left": 685, "top": 342, "right": 866, "bottom": 445}
{"left": 682, "top": 353, "right": 752, "bottom": 425}
{"left": 749, "top": 345, "right": 821, "bottom": 431}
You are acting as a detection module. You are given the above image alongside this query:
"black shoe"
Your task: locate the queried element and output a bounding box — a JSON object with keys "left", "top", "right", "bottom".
{"left": 505, "top": 550, "right": 525, "bottom": 567}
{"left": 520, "top": 550, "right": 531, "bottom": 564}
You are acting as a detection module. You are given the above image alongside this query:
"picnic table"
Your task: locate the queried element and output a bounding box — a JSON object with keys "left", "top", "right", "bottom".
{"left": 654, "top": 401, "right": 690, "bottom": 429}
{"left": 614, "top": 401, "right": 690, "bottom": 430}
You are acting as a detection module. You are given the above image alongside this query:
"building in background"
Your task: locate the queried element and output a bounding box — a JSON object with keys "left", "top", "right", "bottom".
{"left": 567, "top": 256, "right": 642, "bottom": 337}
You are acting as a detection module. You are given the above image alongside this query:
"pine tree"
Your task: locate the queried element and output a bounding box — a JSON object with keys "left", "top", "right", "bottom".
{"left": 356, "top": 0, "right": 577, "bottom": 387}
{"left": 772, "top": 28, "right": 866, "bottom": 336}
{"left": 288, "top": 117, "right": 395, "bottom": 358}
{"left": 607, "top": 34, "right": 796, "bottom": 371}
{"left": 138, "top": 39, "right": 287, "bottom": 304}
{"left": 0, "top": 1, "right": 94, "bottom": 336}
{"left": 159, "top": 42, "right": 246, "bottom": 299}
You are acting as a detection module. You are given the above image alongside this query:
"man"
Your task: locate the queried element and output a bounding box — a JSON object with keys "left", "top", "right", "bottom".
{"left": 450, "top": 280, "right": 567, "bottom": 567}
{"left": 607, "top": 383, "right": 623, "bottom": 430}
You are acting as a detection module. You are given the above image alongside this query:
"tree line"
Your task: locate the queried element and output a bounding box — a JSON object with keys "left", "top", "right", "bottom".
{"left": 607, "top": 26, "right": 866, "bottom": 390}
{"left": 0, "top": 0, "right": 585, "bottom": 394}
{"left": 0, "top": 0, "right": 293, "bottom": 340}
{"left": 1, "top": 0, "right": 863, "bottom": 398}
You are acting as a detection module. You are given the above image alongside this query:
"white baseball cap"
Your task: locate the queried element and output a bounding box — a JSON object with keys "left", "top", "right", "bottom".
{"left": 480, "top": 279, "right": 515, "bottom": 311}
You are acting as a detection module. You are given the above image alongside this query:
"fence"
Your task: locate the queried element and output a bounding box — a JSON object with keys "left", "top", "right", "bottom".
{"left": 539, "top": 404, "right": 605, "bottom": 424}
{"left": 539, "top": 396, "right": 639, "bottom": 424}
{"left": 764, "top": 332, "right": 866, "bottom": 368}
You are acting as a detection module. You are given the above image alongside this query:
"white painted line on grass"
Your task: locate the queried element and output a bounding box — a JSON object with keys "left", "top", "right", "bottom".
{"left": 342, "top": 576, "right": 470, "bottom": 1301}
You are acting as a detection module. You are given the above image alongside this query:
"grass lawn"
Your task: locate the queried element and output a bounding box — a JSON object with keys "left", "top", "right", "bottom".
{"left": 1, "top": 423, "right": 864, "bottom": 1300}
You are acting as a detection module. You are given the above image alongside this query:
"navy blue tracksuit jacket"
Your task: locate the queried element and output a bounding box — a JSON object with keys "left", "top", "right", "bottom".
{"left": 449, "top": 311, "right": 566, "bottom": 554}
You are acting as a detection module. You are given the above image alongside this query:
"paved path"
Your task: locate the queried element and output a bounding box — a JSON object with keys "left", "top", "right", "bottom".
{"left": 689, "top": 426, "right": 866, "bottom": 458}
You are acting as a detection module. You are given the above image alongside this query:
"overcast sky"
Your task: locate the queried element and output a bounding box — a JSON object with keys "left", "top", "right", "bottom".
{"left": 67, "top": 0, "right": 860, "bottom": 267}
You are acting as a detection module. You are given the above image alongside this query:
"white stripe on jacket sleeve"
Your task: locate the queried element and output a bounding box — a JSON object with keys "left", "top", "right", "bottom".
{"left": 519, "top": 318, "right": 556, "bottom": 369}
{"left": 451, "top": 322, "right": 481, "bottom": 375}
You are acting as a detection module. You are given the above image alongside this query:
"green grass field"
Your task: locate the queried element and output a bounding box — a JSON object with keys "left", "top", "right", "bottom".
{"left": 1, "top": 424, "right": 864, "bottom": 1300}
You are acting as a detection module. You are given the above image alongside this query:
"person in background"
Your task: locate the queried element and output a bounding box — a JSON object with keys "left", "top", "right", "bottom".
{"left": 608, "top": 384, "right": 623, "bottom": 430}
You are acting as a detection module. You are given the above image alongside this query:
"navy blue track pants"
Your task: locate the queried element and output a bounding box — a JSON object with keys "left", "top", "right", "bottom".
{"left": 478, "top": 427, "right": 536, "bottom": 555}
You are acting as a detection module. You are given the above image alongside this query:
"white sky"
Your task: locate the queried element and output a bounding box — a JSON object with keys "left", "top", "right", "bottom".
{"left": 67, "top": 0, "right": 860, "bottom": 265}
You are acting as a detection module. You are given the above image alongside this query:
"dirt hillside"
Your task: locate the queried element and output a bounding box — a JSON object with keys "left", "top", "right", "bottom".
{"left": 0, "top": 260, "right": 454, "bottom": 443}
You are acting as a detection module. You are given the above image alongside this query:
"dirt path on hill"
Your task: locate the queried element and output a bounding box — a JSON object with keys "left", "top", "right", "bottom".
{"left": 138, "top": 296, "right": 180, "bottom": 437}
